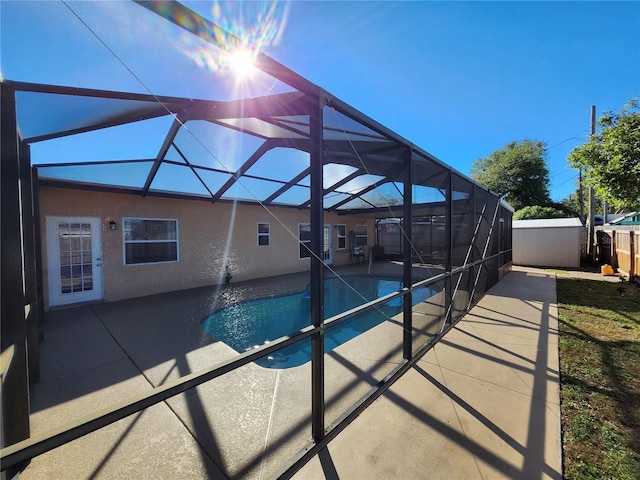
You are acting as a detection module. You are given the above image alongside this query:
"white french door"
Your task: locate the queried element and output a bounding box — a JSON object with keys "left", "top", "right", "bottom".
{"left": 46, "top": 216, "right": 104, "bottom": 307}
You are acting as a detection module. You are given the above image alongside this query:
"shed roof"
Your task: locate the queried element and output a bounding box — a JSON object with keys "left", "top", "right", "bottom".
{"left": 513, "top": 218, "right": 583, "bottom": 229}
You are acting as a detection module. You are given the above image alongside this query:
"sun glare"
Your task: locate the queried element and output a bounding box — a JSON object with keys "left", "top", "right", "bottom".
{"left": 228, "top": 47, "right": 256, "bottom": 80}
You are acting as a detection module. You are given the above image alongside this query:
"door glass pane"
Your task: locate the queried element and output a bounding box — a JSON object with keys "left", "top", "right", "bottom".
{"left": 82, "top": 264, "right": 93, "bottom": 290}
{"left": 59, "top": 252, "right": 70, "bottom": 267}
{"left": 58, "top": 220, "right": 94, "bottom": 294}
{"left": 70, "top": 235, "right": 81, "bottom": 251}
{"left": 81, "top": 235, "right": 91, "bottom": 251}
{"left": 60, "top": 266, "right": 72, "bottom": 294}
{"left": 59, "top": 236, "right": 70, "bottom": 252}
{"left": 71, "top": 265, "right": 83, "bottom": 292}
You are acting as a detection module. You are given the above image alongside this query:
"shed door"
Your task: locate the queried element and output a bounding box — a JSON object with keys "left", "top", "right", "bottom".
{"left": 46, "top": 216, "right": 104, "bottom": 307}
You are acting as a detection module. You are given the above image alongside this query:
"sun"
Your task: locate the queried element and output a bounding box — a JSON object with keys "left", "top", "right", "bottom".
{"left": 228, "top": 47, "right": 256, "bottom": 80}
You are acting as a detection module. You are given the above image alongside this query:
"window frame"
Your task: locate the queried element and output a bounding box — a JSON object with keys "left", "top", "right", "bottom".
{"left": 298, "top": 223, "right": 311, "bottom": 259}
{"left": 122, "top": 217, "right": 179, "bottom": 266}
{"left": 336, "top": 224, "right": 347, "bottom": 250}
{"left": 257, "top": 222, "right": 270, "bottom": 246}
{"left": 354, "top": 224, "right": 368, "bottom": 247}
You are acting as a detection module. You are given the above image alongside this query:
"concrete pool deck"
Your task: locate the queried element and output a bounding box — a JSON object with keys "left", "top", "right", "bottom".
{"left": 293, "top": 266, "right": 562, "bottom": 479}
{"left": 18, "top": 265, "right": 561, "bottom": 479}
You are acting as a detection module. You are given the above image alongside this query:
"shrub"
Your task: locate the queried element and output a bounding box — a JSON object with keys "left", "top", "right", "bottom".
{"left": 513, "top": 205, "right": 567, "bottom": 220}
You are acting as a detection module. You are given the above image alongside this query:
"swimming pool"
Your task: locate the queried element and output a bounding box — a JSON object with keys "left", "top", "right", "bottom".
{"left": 201, "top": 275, "right": 434, "bottom": 369}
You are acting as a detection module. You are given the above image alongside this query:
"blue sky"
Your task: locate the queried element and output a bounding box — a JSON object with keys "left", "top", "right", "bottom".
{"left": 269, "top": 1, "right": 639, "bottom": 202}
{"left": 2, "top": 1, "right": 639, "bottom": 203}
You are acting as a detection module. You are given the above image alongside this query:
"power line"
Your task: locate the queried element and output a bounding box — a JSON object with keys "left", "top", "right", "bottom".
{"left": 550, "top": 173, "right": 579, "bottom": 192}
{"left": 547, "top": 131, "right": 589, "bottom": 150}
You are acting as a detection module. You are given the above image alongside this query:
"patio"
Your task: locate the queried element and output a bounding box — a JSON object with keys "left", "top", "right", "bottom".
{"left": 19, "top": 266, "right": 561, "bottom": 479}
{"left": 22, "top": 262, "right": 445, "bottom": 479}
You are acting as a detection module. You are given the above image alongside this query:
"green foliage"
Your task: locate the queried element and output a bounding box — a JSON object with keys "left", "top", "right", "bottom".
{"left": 560, "top": 188, "right": 611, "bottom": 218}
{"left": 513, "top": 205, "right": 567, "bottom": 220}
{"left": 560, "top": 195, "right": 581, "bottom": 217}
{"left": 350, "top": 191, "right": 401, "bottom": 208}
{"left": 470, "top": 139, "right": 551, "bottom": 210}
{"left": 568, "top": 99, "right": 640, "bottom": 211}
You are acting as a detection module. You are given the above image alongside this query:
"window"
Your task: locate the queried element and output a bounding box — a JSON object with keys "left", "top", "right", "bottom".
{"left": 123, "top": 218, "right": 178, "bottom": 265}
{"left": 355, "top": 224, "right": 368, "bottom": 246}
{"left": 257, "top": 222, "right": 270, "bottom": 246}
{"left": 337, "top": 224, "right": 346, "bottom": 249}
{"left": 299, "top": 223, "right": 311, "bottom": 259}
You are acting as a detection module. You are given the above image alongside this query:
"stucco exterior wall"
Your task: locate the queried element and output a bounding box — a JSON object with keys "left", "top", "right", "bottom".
{"left": 39, "top": 187, "right": 374, "bottom": 308}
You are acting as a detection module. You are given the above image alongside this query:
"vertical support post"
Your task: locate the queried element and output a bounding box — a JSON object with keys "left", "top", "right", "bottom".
{"left": 630, "top": 232, "right": 636, "bottom": 282}
{"left": 402, "top": 148, "right": 413, "bottom": 360}
{"left": 610, "top": 230, "right": 616, "bottom": 270}
{"left": 587, "top": 105, "right": 596, "bottom": 261}
{"left": 1, "top": 82, "right": 31, "bottom": 479}
{"left": 309, "top": 94, "right": 325, "bottom": 442}
{"left": 32, "top": 167, "right": 45, "bottom": 343}
{"left": 20, "top": 141, "right": 40, "bottom": 384}
{"left": 445, "top": 171, "right": 452, "bottom": 325}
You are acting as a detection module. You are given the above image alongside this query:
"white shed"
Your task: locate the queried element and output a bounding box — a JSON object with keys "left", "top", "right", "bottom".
{"left": 513, "top": 218, "right": 585, "bottom": 268}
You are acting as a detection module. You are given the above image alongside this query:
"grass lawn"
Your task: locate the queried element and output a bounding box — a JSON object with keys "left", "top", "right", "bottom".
{"left": 557, "top": 276, "right": 640, "bottom": 479}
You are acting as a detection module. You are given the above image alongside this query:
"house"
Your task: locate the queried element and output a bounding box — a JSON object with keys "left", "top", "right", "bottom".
{"left": 40, "top": 185, "right": 375, "bottom": 308}
{"left": 609, "top": 211, "right": 640, "bottom": 226}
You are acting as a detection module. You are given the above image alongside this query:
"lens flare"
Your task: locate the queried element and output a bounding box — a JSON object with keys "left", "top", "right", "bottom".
{"left": 180, "top": 1, "right": 287, "bottom": 79}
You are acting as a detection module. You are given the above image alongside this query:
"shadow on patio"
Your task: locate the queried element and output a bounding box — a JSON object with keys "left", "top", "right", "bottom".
{"left": 20, "top": 266, "right": 560, "bottom": 480}
{"left": 22, "top": 261, "right": 444, "bottom": 479}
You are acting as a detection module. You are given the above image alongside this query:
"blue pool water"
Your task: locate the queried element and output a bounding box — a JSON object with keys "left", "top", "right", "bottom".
{"left": 201, "top": 276, "right": 433, "bottom": 369}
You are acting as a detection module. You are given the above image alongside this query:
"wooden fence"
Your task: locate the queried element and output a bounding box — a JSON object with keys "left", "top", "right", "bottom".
{"left": 598, "top": 228, "right": 640, "bottom": 280}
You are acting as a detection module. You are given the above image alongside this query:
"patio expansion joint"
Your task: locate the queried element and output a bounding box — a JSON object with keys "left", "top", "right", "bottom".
{"left": 431, "top": 345, "right": 485, "bottom": 479}
{"left": 469, "top": 319, "right": 555, "bottom": 391}
{"left": 258, "top": 368, "right": 281, "bottom": 480}
{"left": 427, "top": 353, "right": 558, "bottom": 402}
{"left": 87, "top": 305, "right": 223, "bottom": 471}
{"left": 429, "top": 360, "right": 549, "bottom": 403}
{"left": 420, "top": 295, "right": 560, "bottom": 478}
{"left": 88, "top": 305, "right": 157, "bottom": 389}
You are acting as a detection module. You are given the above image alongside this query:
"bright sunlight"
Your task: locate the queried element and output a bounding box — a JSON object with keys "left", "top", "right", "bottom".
{"left": 228, "top": 47, "right": 256, "bottom": 80}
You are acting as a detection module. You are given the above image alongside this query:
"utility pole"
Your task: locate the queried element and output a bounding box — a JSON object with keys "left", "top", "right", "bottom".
{"left": 587, "top": 105, "right": 596, "bottom": 261}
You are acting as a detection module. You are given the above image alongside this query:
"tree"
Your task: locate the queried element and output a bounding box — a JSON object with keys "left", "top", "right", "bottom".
{"left": 470, "top": 139, "right": 551, "bottom": 211}
{"left": 350, "top": 190, "right": 401, "bottom": 209}
{"left": 559, "top": 194, "right": 581, "bottom": 218}
{"left": 513, "top": 205, "right": 566, "bottom": 220}
{"left": 568, "top": 99, "right": 640, "bottom": 211}
{"left": 560, "top": 188, "right": 607, "bottom": 219}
